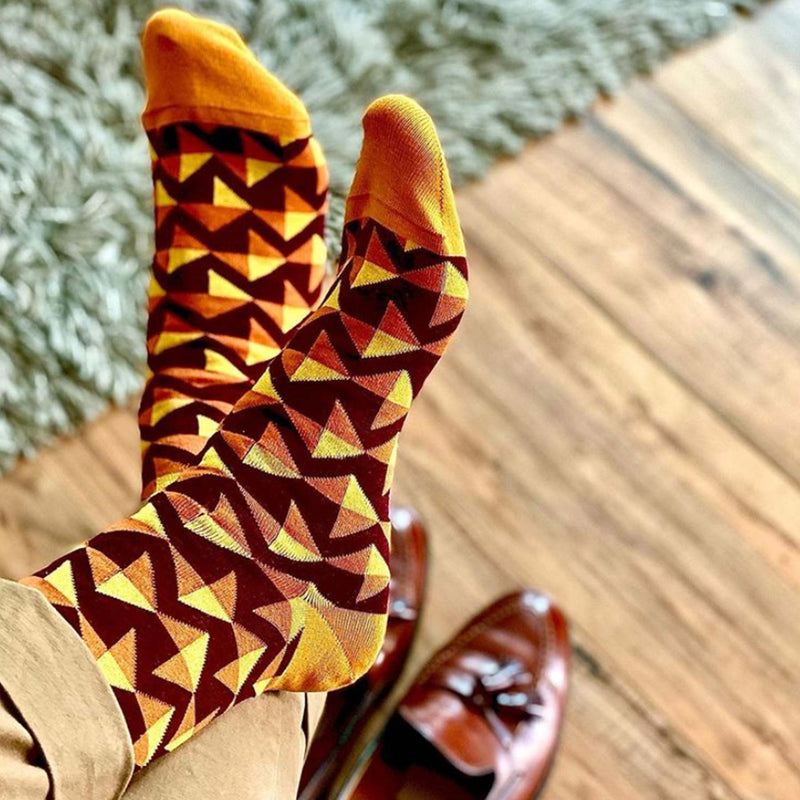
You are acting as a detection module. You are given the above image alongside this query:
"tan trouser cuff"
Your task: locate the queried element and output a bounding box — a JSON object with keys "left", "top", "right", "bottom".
{"left": 0, "top": 580, "right": 134, "bottom": 800}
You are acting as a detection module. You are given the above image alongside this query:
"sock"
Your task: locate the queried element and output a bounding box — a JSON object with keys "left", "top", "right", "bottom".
{"left": 23, "top": 95, "right": 467, "bottom": 769}
{"left": 137, "top": 10, "right": 328, "bottom": 499}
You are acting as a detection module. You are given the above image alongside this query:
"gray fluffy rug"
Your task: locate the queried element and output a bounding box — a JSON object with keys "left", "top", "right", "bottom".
{"left": 0, "top": 0, "right": 760, "bottom": 471}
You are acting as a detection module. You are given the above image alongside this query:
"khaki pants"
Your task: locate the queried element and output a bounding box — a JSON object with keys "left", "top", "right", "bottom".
{"left": 0, "top": 580, "right": 325, "bottom": 800}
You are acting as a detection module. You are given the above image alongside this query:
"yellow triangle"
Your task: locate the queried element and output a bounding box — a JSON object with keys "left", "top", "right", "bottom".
{"left": 155, "top": 180, "right": 176, "bottom": 207}
{"left": 154, "top": 633, "right": 210, "bottom": 692}
{"left": 245, "top": 340, "right": 280, "bottom": 366}
{"left": 130, "top": 501, "right": 167, "bottom": 537}
{"left": 97, "top": 649, "right": 135, "bottom": 692}
{"left": 365, "top": 545, "right": 390, "bottom": 580}
{"left": 148, "top": 275, "right": 165, "bottom": 299}
{"left": 208, "top": 270, "right": 252, "bottom": 300}
{"left": 198, "top": 446, "right": 232, "bottom": 475}
{"left": 443, "top": 262, "right": 469, "bottom": 299}
{"left": 215, "top": 647, "right": 267, "bottom": 694}
{"left": 179, "top": 152, "right": 212, "bottom": 182}
{"left": 283, "top": 211, "right": 318, "bottom": 240}
{"left": 309, "top": 233, "right": 327, "bottom": 267}
{"left": 185, "top": 512, "right": 249, "bottom": 557}
{"left": 312, "top": 429, "right": 362, "bottom": 459}
{"left": 153, "top": 331, "right": 202, "bottom": 355}
{"left": 134, "top": 704, "right": 175, "bottom": 766}
{"left": 204, "top": 349, "right": 248, "bottom": 380}
{"left": 280, "top": 303, "right": 311, "bottom": 333}
{"left": 351, "top": 260, "right": 396, "bottom": 288}
{"left": 342, "top": 476, "right": 378, "bottom": 521}
{"left": 248, "top": 254, "right": 285, "bottom": 280}
{"left": 252, "top": 370, "right": 282, "bottom": 401}
{"left": 149, "top": 396, "right": 193, "bottom": 425}
{"left": 287, "top": 596, "right": 309, "bottom": 641}
{"left": 213, "top": 176, "right": 251, "bottom": 209}
{"left": 167, "top": 247, "right": 209, "bottom": 273}
{"left": 182, "top": 634, "right": 210, "bottom": 689}
{"left": 322, "top": 282, "right": 341, "bottom": 310}
{"left": 246, "top": 158, "right": 281, "bottom": 187}
{"left": 363, "top": 329, "right": 417, "bottom": 358}
{"left": 270, "top": 529, "right": 322, "bottom": 562}
{"left": 243, "top": 442, "right": 301, "bottom": 479}
{"left": 197, "top": 415, "right": 219, "bottom": 438}
{"left": 97, "top": 572, "right": 154, "bottom": 611}
{"left": 44, "top": 561, "right": 77, "bottom": 607}
{"left": 290, "top": 356, "right": 347, "bottom": 383}
{"left": 383, "top": 437, "right": 398, "bottom": 494}
{"left": 180, "top": 585, "right": 232, "bottom": 621}
{"left": 252, "top": 650, "right": 284, "bottom": 696}
{"left": 387, "top": 371, "right": 413, "bottom": 408}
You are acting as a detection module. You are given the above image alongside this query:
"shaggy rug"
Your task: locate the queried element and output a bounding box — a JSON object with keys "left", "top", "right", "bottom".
{"left": 0, "top": 0, "right": 760, "bottom": 471}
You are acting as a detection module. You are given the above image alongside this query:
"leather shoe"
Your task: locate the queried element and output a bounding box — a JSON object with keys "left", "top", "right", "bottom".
{"left": 298, "top": 506, "right": 428, "bottom": 800}
{"left": 332, "top": 590, "right": 570, "bottom": 800}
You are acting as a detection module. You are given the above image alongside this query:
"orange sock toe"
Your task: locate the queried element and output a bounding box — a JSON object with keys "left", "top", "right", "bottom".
{"left": 141, "top": 8, "right": 310, "bottom": 140}
{"left": 344, "top": 95, "right": 465, "bottom": 257}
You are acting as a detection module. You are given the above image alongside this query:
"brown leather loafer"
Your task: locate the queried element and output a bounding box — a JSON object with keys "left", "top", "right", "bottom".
{"left": 333, "top": 590, "right": 570, "bottom": 800}
{"left": 299, "top": 506, "right": 428, "bottom": 800}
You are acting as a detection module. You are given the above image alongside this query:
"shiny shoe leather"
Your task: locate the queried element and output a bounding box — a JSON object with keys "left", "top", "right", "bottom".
{"left": 333, "top": 590, "right": 570, "bottom": 800}
{"left": 298, "top": 506, "right": 428, "bottom": 800}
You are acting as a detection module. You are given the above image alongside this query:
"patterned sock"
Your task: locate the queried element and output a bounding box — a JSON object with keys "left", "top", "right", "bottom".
{"left": 137, "top": 10, "right": 328, "bottom": 498}
{"left": 23, "top": 95, "right": 467, "bottom": 769}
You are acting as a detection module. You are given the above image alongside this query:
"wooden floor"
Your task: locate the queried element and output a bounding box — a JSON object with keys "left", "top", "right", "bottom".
{"left": 2, "top": 3, "right": 799, "bottom": 797}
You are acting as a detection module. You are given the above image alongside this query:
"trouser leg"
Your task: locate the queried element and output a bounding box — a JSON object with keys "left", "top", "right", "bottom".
{"left": 0, "top": 580, "right": 326, "bottom": 800}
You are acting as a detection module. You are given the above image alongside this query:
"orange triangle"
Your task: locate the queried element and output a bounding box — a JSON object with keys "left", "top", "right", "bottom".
{"left": 377, "top": 302, "right": 418, "bottom": 346}
{"left": 372, "top": 398, "right": 408, "bottom": 429}
{"left": 324, "top": 400, "right": 362, "bottom": 449}
{"left": 281, "top": 501, "right": 321, "bottom": 557}
{"left": 253, "top": 602, "right": 292, "bottom": 642}
{"left": 424, "top": 336, "right": 452, "bottom": 357}
{"left": 86, "top": 547, "right": 121, "bottom": 587}
{"left": 261, "top": 423, "right": 300, "bottom": 474}
{"left": 123, "top": 552, "right": 157, "bottom": 609}
{"left": 284, "top": 186, "right": 316, "bottom": 213}
{"left": 330, "top": 547, "right": 374, "bottom": 574}
{"left": 331, "top": 506, "right": 376, "bottom": 538}
{"left": 306, "top": 330, "right": 349, "bottom": 376}
{"left": 431, "top": 293, "right": 465, "bottom": 326}
{"left": 341, "top": 312, "right": 378, "bottom": 355}
{"left": 357, "top": 573, "right": 389, "bottom": 603}
{"left": 169, "top": 225, "right": 207, "bottom": 251}
{"left": 210, "top": 572, "right": 238, "bottom": 619}
{"left": 306, "top": 475, "right": 351, "bottom": 505}
{"left": 364, "top": 226, "right": 391, "bottom": 267}
{"left": 258, "top": 563, "right": 309, "bottom": 604}
{"left": 182, "top": 203, "right": 248, "bottom": 232}
{"left": 286, "top": 406, "right": 324, "bottom": 453}
{"left": 161, "top": 616, "right": 207, "bottom": 650}
{"left": 354, "top": 370, "right": 403, "bottom": 399}
{"left": 402, "top": 262, "right": 447, "bottom": 292}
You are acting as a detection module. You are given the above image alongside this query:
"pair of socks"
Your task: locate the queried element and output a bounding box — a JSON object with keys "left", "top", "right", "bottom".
{"left": 22, "top": 9, "right": 468, "bottom": 770}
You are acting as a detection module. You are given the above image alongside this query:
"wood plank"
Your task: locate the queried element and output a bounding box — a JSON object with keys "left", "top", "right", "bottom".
{"left": 485, "top": 105, "right": 800, "bottom": 484}
{"left": 0, "top": 406, "right": 139, "bottom": 580}
{"left": 656, "top": 0, "right": 800, "bottom": 206}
